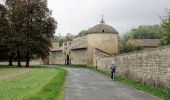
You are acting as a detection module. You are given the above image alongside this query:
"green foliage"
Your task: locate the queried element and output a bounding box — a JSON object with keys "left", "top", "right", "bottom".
{"left": 58, "top": 33, "right": 75, "bottom": 46}
{"left": 0, "top": 0, "right": 57, "bottom": 66}
{"left": 119, "top": 24, "right": 164, "bottom": 54}
{"left": 56, "top": 30, "right": 87, "bottom": 47}
{"left": 29, "top": 68, "right": 67, "bottom": 100}
{"left": 0, "top": 4, "right": 10, "bottom": 61}
{"left": 119, "top": 36, "right": 143, "bottom": 54}
{"left": 126, "top": 25, "right": 164, "bottom": 39}
{"left": 119, "top": 44, "right": 143, "bottom": 54}
{"left": 75, "top": 30, "right": 87, "bottom": 38}
{"left": 160, "top": 10, "right": 170, "bottom": 45}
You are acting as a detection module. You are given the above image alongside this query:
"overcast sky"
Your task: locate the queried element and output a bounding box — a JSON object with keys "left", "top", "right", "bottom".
{"left": 47, "top": 0, "right": 170, "bottom": 36}
{"left": 1, "top": 0, "right": 170, "bottom": 36}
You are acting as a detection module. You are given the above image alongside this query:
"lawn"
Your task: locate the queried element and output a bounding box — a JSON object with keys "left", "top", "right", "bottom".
{"left": 0, "top": 67, "right": 67, "bottom": 100}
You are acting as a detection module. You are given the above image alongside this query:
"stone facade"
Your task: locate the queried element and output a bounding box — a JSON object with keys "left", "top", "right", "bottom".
{"left": 49, "top": 18, "right": 119, "bottom": 66}
{"left": 51, "top": 42, "right": 59, "bottom": 51}
{"left": 71, "top": 49, "right": 87, "bottom": 65}
{"left": 87, "top": 33, "right": 118, "bottom": 66}
{"left": 50, "top": 50, "right": 65, "bottom": 64}
{"left": 94, "top": 45, "right": 170, "bottom": 90}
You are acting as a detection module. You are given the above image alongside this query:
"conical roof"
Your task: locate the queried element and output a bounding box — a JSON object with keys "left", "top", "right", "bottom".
{"left": 87, "top": 24, "right": 119, "bottom": 34}
{"left": 87, "top": 17, "right": 119, "bottom": 34}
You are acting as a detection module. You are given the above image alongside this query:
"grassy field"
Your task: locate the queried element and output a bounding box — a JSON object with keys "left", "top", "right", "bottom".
{"left": 0, "top": 66, "right": 67, "bottom": 100}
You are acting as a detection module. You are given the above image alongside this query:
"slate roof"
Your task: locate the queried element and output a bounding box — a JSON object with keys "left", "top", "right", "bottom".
{"left": 128, "top": 39, "right": 160, "bottom": 47}
{"left": 87, "top": 24, "right": 119, "bottom": 34}
{"left": 71, "top": 36, "right": 87, "bottom": 50}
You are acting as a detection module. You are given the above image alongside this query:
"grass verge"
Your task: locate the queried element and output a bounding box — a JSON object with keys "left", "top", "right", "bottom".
{"left": 0, "top": 67, "right": 67, "bottom": 100}
{"left": 29, "top": 68, "right": 67, "bottom": 100}
{"left": 65, "top": 64, "right": 170, "bottom": 100}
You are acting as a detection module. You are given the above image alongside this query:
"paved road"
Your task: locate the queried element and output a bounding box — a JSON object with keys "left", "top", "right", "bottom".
{"left": 63, "top": 68, "right": 160, "bottom": 100}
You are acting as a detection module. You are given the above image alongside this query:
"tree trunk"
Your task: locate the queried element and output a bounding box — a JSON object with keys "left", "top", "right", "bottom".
{"left": 8, "top": 52, "right": 13, "bottom": 66}
{"left": 17, "top": 45, "right": 21, "bottom": 67}
{"left": 26, "top": 52, "right": 30, "bottom": 67}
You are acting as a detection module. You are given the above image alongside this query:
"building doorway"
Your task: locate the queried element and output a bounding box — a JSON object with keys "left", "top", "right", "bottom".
{"left": 66, "top": 54, "right": 70, "bottom": 65}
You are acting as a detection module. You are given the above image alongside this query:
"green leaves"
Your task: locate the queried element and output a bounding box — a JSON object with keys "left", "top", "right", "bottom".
{"left": 0, "top": 0, "right": 57, "bottom": 66}
{"left": 125, "top": 25, "right": 164, "bottom": 39}
{"left": 161, "top": 10, "right": 170, "bottom": 45}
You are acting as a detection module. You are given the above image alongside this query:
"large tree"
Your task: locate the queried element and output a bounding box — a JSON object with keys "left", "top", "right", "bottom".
{"left": 119, "top": 25, "right": 165, "bottom": 54}
{"left": 161, "top": 10, "right": 170, "bottom": 45}
{"left": 5, "top": 0, "right": 26, "bottom": 67}
{"left": 0, "top": 4, "right": 8, "bottom": 61}
{"left": 0, "top": 3, "right": 16, "bottom": 66}
{"left": 4, "top": 0, "right": 57, "bottom": 67}
{"left": 125, "top": 25, "right": 164, "bottom": 39}
{"left": 75, "top": 30, "right": 87, "bottom": 38}
{"left": 16, "top": 0, "right": 57, "bottom": 67}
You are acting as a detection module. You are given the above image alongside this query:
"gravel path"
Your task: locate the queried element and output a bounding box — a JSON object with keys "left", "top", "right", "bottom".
{"left": 63, "top": 68, "right": 161, "bottom": 100}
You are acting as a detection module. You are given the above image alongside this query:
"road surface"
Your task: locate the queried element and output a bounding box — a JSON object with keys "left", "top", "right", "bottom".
{"left": 63, "top": 68, "right": 160, "bottom": 100}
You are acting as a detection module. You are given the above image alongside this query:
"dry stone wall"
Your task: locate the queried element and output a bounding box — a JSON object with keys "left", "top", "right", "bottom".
{"left": 0, "top": 59, "right": 44, "bottom": 66}
{"left": 94, "top": 45, "right": 170, "bottom": 90}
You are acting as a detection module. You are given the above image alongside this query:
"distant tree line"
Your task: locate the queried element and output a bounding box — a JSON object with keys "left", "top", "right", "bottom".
{"left": 56, "top": 30, "right": 87, "bottom": 46}
{"left": 119, "top": 9, "right": 170, "bottom": 54}
{"left": 0, "top": 0, "right": 57, "bottom": 67}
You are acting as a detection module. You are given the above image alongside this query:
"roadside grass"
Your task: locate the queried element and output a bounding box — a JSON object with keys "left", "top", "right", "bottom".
{"left": 29, "top": 68, "right": 67, "bottom": 100}
{"left": 0, "top": 67, "right": 67, "bottom": 100}
{"left": 64, "top": 64, "right": 170, "bottom": 100}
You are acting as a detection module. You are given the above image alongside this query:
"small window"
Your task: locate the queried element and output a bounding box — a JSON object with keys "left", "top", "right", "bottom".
{"left": 102, "top": 30, "right": 105, "bottom": 32}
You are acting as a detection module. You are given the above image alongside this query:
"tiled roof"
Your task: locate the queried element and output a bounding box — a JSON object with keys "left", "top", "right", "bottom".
{"left": 51, "top": 47, "right": 63, "bottom": 52}
{"left": 128, "top": 39, "right": 160, "bottom": 47}
{"left": 71, "top": 36, "right": 87, "bottom": 50}
{"left": 87, "top": 24, "right": 119, "bottom": 34}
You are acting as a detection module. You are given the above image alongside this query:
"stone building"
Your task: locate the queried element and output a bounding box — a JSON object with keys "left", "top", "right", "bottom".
{"left": 49, "top": 18, "right": 119, "bottom": 66}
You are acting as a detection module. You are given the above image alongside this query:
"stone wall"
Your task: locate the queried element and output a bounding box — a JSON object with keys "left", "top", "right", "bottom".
{"left": 51, "top": 42, "right": 59, "bottom": 51}
{"left": 94, "top": 45, "right": 170, "bottom": 90}
{"left": 87, "top": 33, "right": 118, "bottom": 66}
{"left": 49, "top": 50, "right": 65, "bottom": 64}
{"left": 0, "top": 59, "right": 43, "bottom": 66}
{"left": 71, "top": 49, "right": 87, "bottom": 65}
{"left": 93, "top": 48, "right": 113, "bottom": 70}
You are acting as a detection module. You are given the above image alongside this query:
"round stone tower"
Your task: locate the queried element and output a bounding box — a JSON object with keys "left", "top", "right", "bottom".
{"left": 87, "top": 17, "right": 119, "bottom": 66}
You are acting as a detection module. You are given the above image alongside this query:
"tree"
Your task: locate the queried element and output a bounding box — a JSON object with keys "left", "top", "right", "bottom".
{"left": 125, "top": 25, "right": 164, "bottom": 39}
{"left": 0, "top": 3, "right": 15, "bottom": 66}
{"left": 16, "top": 0, "right": 57, "bottom": 67}
{"left": 4, "top": 0, "right": 57, "bottom": 67}
{"left": 5, "top": 0, "right": 26, "bottom": 67}
{"left": 160, "top": 10, "right": 170, "bottom": 45}
{"left": 75, "top": 30, "right": 87, "bottom": 38}
{"left": 119, "top": 36, "right": 143, "bottom": 54}
{"left": 58, "top": 33, "right": 75, "bottom": 46}
{"left": 0, "top": 4, "right": 8, "bottom": 55}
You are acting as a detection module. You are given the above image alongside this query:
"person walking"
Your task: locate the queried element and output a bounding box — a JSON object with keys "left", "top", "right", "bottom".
{"left": 110, "top": 61, "right": 116, "bottom": 81}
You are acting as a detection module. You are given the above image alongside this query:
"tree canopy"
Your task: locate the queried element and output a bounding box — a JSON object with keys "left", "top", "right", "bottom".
{"left": 160, "top": 10, "right": 170, "bottom": 45}
{"left": 124, "top": 25, "right": 164, "bottom": 40}
{"left": 119, "top": 24, "right": 165, "bottom": 54}
{"left": 0, "top": 0, "right": 57, "bottom": 67}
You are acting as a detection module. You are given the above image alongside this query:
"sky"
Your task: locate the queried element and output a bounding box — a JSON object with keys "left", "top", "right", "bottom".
{"left": 1, "top": 0, "right": 170, "bottom": 36}
{"left": 47, "top": 0, "right": 170, "bottom": 36}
